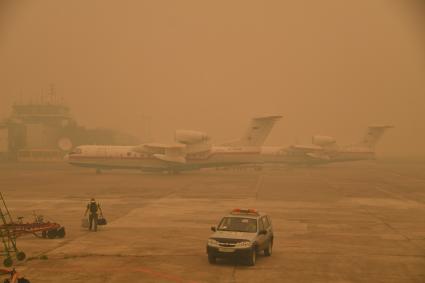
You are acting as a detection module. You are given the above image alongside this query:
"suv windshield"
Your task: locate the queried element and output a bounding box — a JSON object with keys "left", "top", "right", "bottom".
{"left": 218, "top": 217, "right": 257, "bottom": 233}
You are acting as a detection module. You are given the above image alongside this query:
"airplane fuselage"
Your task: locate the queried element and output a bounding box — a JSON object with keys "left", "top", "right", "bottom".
{"left": 260, "top": 145, "right": 376, "bottom": 165}
{"left": 67, "top": 145, "right": 264, "bottom": 171}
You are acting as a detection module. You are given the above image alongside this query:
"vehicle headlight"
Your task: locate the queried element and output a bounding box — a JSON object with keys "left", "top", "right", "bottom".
{"left": 208, "top": 239, "right": 219, "bottom": 246}
{"left": 235, "top": 241, "right": 252, "bottom": 248}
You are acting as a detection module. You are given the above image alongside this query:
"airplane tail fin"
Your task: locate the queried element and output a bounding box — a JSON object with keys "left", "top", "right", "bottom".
{"left": 222, "top": 115, "right": 282, "bottom": 147}
{"left": 358, "top": 125, "right": 394, "bottom": 149}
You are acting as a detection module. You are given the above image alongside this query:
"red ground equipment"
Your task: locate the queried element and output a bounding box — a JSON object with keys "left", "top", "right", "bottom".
{"left": 0, "top": 193, "right": 26, "bottom": 267}
{"left": 0, "top": 268, "right": 30, "bottom": 283}
{"left": 5, "top": 216, "right": 65, "bottom": 240}
{"left": 12, "top": 212, "right": 65, "bottom": 239}
{"left": 0, "top": 193, "right": 66, "bottom": 266}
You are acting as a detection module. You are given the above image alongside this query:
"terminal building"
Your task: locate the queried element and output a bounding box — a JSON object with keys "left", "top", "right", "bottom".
{"left": 0, "top": 97, "right": 139, "bottom": 162}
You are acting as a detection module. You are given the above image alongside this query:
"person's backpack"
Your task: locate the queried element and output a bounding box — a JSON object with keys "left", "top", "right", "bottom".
{"left": 89, "top": 202, "right": 98, "bottom": 214}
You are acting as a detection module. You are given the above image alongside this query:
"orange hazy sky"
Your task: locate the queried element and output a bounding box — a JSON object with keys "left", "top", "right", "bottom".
{"left": 0, "top": 0, "right": 424, "bottom": 157}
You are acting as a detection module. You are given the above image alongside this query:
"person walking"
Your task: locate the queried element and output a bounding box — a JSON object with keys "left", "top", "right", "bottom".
{"left": 84, "top": 198, "right": 102, "bottom": 232}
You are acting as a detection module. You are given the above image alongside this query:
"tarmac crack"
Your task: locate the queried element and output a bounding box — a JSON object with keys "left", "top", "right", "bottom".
{"left": 375, "top": 185, "right": 422, "bottom": 205}
{"left": 360, "top": 207, "right": 425, "bottom": 252}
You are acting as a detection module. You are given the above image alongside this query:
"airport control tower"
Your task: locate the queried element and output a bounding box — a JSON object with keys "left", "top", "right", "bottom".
{"left": 0, "top": 87, "right": 139, "bottom": 161}
{"left": 1, "top": 87, "right": 76, "bottom": 161}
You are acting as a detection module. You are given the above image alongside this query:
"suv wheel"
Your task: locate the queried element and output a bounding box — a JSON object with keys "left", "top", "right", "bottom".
{"left": 264, "top": 240, "right": 273, "bottom": 256}
{"left": 246, "top": 247, "right": 256, "bottom": 266}
{"left": 208, "top": 253, "right": 216, "bottom": 264}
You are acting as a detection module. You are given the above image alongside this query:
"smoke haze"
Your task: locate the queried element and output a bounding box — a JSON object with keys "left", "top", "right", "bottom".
{"left": 1, "top": 0, "right": 424, "bottom": 157}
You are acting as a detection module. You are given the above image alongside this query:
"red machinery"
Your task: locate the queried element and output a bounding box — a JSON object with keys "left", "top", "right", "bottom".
{"left": 0, "top": 193, "right": 65, "bottom": 267}
{"left": 1, "top": 220, "right": 65, "bottom": 240}
{"left": 0, "top": 268, "right": 30, "bottom": 283}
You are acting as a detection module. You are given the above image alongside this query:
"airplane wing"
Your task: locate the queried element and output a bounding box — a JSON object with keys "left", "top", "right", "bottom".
{"left": 153, "top": 144, "right": 186, "bottom": 164}
{"left": 305, "top": 152, "right": 331, "bottom": 161}
{"left": 134, "top": 143, "right": 187, "bottom": 164}
{"left": 291, "top": 144, "right": 323, "bottom": 151}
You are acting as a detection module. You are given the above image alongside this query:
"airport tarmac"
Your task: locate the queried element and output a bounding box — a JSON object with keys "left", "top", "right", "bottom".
{"left": 0, "top": 161, "right": 424, "bottom": 283}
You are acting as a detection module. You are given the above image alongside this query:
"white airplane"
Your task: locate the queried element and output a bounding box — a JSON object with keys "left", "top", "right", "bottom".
{"left": 261, "top": 125, "right": 394, "bottom": 165}
{"left": 66, "top": 116, "right": 282, "bottom": 173}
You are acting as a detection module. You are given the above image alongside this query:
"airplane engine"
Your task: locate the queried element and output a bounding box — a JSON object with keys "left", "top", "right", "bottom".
{"left": 175, "top": 130, "right": 210, "bottom": 145}
{"left": 312, "top": 135, "right": 336, "bottom": 147}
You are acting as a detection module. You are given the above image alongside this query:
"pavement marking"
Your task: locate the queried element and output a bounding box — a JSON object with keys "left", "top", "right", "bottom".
{"left": 374, "top": 186, "right": 414, "bottom": 203}
{"left": 37, "top": 177, "right": 203, "bottom": 261}
{"left": 24, "top": 264, "right": 199, "bottom": 283}
{"left": 375, "top": 183, "right": 425, "bottom": 206}
{"left": 255, "top": 174, "right": 264, "bottom": 201}
{"left": 31, "top": 230, "right": 93, "bottom": 259}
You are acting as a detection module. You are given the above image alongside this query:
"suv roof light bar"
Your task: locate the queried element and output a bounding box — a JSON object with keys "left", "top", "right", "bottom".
{"left": 231, "top": 208, "right": 259, "bottom": 215}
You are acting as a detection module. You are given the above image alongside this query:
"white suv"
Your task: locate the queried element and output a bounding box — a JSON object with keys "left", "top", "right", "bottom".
{"left": 206, "top": 208, "right": 274, "bottom": 266}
